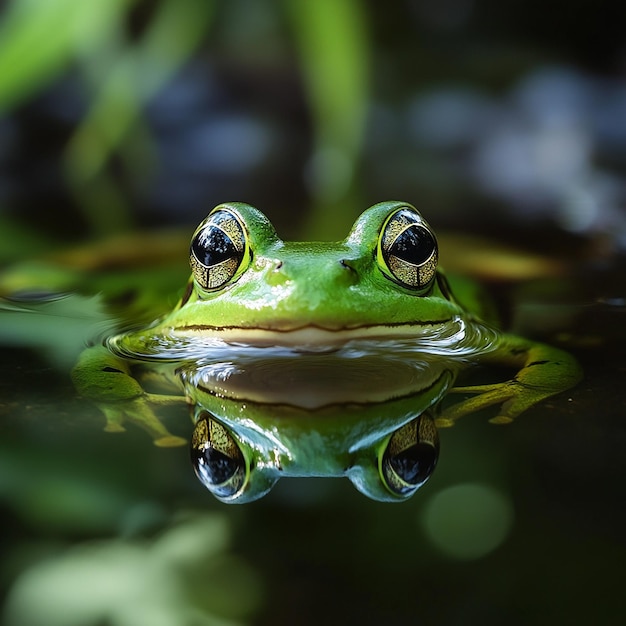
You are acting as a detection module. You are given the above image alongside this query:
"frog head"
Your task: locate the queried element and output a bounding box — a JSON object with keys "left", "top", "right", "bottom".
{"left": 147, "top": 200, "right": 464, "bottom": 347}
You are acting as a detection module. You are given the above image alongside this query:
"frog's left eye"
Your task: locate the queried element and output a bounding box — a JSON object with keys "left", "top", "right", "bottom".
{"left": 380, "top": 414, "right": 439, "bottom": 496}
{"left": 377, "top": 207, "right": 438, "bottom": 290}
{"left": 190, "top": 209, "right": 250, "bottom": 291}
{"left": 190, "top": 413, "right": 247, "bottom": 500}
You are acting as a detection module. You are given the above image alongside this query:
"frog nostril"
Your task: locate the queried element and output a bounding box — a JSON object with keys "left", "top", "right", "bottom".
{"left": 339, "top": 259, "right": 359, "bottom": 284}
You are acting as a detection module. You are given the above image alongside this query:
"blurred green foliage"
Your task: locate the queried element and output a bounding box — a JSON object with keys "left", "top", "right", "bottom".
{"left": 0, "top": 0, "right": 369, "bottom": 239}
{"left": 283, "top": 0, "right": 369, "bottom": 237}
{"left": 0, "top": 0, "right": 134, "bottom": 111}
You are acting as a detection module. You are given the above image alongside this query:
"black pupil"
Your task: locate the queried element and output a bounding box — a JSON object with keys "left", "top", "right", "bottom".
{"left": 192, "top": 444, "right": 238, "bottom": 485}
{"left": 390, "top": 443, "right": 438, "bottom": 486}
{"left": 390, "top": 225, "right": 435, "bottom": 265}
{"left": 192, "top": 226, "right": 236, "bottom": 267}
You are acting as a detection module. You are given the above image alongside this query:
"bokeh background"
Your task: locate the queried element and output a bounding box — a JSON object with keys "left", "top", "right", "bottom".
{"left": 1, "top": 1, "right": 625, "bottom": 625}
{"left": 2, "top": 0, "right": 626, "bottom": 246}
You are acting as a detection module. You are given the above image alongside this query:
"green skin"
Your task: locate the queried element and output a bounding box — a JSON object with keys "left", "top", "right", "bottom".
{"left": 71, "top": 201, "right": 582, "bottom": 501}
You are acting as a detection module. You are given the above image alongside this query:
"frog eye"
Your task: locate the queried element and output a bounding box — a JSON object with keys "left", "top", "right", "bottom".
{"left": 190, "top": 413, "right": 247, "bottom": 500}
{"left": 190, "top": 209, "right": 250, "bottom": 291}
{"left": 380, "top": 414, "right": 439, "bottom": 496}
{"left": 377, "top": 207, "right": 438, "bottom": 290}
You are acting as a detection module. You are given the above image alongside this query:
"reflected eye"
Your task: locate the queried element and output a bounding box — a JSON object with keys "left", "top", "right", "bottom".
{"left": 377, "top": 207, "right": 438, "bottom": 290}
{"left": 190, "top": 413, "right": 247, "bottom": 499}
{"left": 381, "top": 414, "right": 439, "bottom": 495}
{"left": 190, "top": 209, "right": 249, "bottom": 291}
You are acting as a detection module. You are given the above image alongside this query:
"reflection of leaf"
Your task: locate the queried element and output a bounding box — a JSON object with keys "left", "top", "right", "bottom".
{"left": 0, "top": 0, "right": 134, "bottom": 111}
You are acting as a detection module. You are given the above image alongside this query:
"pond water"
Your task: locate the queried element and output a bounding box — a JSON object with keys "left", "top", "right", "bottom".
{"left": 0, "top": 253, "right": 624, "bottom": 626}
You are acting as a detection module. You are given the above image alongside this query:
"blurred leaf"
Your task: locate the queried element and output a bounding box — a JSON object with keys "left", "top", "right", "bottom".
{"left": 63, "top": 0, "right": 216, "bottom": 235}
{"left": 439, "top": 233, "right": 565, "bottom": 281}
{"left": 283, "top": 0, "right": 370, "bottom": 237}
{"left": 0, "top": 213, "right": 59, "bottom": 262}
{"left": 67, "top": 0, "right": 216, "bottom": 183}
{"left": 0, "top": 0, "right": 135, "bottom": 112}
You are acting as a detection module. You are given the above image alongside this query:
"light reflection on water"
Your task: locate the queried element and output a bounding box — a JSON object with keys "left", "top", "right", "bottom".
{"left": 0, "top": 294, "right": 119, "bottom": 369}
{"left": 106, "top": 314, "right": 502, "bottom": 361}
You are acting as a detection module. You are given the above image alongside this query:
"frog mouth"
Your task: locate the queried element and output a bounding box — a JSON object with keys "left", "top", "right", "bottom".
{"left": 171, "top": 320, "right": 457, "bottom": 347}
{"left": 110, "top": 316, "right": 499, "bottom": 362}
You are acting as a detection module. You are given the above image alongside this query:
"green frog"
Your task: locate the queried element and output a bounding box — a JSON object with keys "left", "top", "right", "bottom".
{"left": 71, "top": 201, "right": 581, "bottom": 501}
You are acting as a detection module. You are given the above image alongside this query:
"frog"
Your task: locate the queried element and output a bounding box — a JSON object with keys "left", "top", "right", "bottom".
{"left": 70, "top": 200, "right": 582, "bottom": 501}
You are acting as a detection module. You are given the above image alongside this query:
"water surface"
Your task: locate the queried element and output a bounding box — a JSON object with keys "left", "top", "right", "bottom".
{"left": 0, "top": 261, "right": 624, "bottom": 624}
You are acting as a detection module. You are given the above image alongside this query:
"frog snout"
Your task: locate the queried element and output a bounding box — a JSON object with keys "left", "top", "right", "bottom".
{"left": 272, "top": 257, "right": 359, "bottom": 286}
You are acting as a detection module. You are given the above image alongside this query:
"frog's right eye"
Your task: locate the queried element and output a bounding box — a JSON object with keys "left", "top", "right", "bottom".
{"left": 377, "top": 207, "right": 438, "bottom": 291}
{"left": 190, "top": 209, "right": 250, "bottom": 290}
{"left": 190, "top": 413, "right": 247, "bottom": 500}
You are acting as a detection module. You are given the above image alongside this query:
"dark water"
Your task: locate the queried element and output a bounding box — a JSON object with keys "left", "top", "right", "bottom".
{"left": 0, "top": 267, "right": 624, "bottom": 625}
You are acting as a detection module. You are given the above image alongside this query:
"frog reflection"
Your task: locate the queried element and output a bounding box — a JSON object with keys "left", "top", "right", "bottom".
{"left": 191, "top": 408, "right": 439, "bottom": 503}
{"left": 182, "top": 349, "right": 452, "bottom": 502}
{"left": 70, "top": 201, "right": 582, "bottom": 501}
